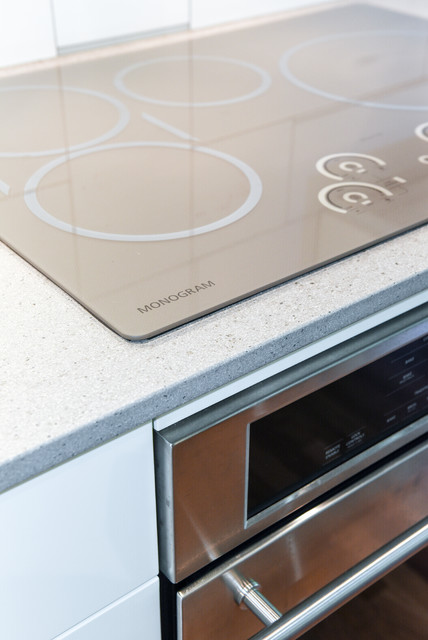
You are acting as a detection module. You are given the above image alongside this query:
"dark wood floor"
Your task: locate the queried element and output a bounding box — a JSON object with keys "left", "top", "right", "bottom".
{"left": 301, "top": 551, "right": 428, "bottom": 640}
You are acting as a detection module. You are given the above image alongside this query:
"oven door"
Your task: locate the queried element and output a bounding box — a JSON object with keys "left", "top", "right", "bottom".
{"left": 176, "top": 438, "right": 428, "bottom": 640}
{"left": 156, "top": 305, "right": 428, "bottom": 586}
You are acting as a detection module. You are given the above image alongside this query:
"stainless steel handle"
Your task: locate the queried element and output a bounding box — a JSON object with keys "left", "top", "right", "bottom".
{"left": 240, "top": 518, "right": 428, "bottom": 640}
{"left": 225, "top": 571, "right": 281, "bottom": 626}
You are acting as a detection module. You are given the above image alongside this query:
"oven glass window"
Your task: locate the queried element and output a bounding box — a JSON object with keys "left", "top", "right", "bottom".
{"left": 247, "top": 334, "right": 428, "bottom": 518}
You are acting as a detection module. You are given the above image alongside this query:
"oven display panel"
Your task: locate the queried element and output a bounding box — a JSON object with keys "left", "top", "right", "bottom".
{"left": 248, "top": 333, "right": 428, "bottom": 518}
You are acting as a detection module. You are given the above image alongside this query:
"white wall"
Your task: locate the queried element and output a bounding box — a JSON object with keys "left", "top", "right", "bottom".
{"left": 0, "top": 0, "right": 332, "bottom": 69}
{"left": 52, "top": 0, "right": 189, "bottom": 51}
{"left": 190, "top": 0, "right": 330, "bottom": 29}
{"left": 0, "top": 0, "right": 190, "bottom": 68}
{"left": 1, "top": 1, "right": 424, "bottom": 69}
{"left": 190, "top": 0, "right": 428, "bottom": 28}
{"left": 0, "top": 0, "right": 56, "bottom": 68}
{"left": 373, "top": 0, "right": 428, "bottom": 17}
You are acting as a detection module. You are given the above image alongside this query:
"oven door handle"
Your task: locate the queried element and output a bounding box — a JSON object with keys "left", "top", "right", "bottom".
{"left": 236, "top": 518, "right": 428, "bottom": 640}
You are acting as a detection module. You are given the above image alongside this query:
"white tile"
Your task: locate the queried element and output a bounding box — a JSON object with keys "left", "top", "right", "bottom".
{"left": 52, "top": 0, "right": 189, "bottom": 49}
{"left": 0, "top": 0, "right": 56, "bottom": 68}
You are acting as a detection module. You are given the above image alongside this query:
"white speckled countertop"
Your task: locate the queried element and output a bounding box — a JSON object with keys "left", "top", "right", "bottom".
{"left": 1, "top": 0, "right": 428, "bottom": 493}
{"left": 1, "top": 225, "right": 427, "bottom": 493}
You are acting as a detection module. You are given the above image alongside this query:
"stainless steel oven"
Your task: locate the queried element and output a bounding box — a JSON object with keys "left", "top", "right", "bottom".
{"left": 154, "top": 303, "right": 428, "bottom": 640}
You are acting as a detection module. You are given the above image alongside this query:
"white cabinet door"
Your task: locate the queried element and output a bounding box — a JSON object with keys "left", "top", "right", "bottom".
{"left": 191, "top": 0, "right": 330, "bottom": 28}
{"left": 53, "top": 578, "right": 161, "bottom": 640}
{"left": 0, "top": 423, "right": 158, "bottom": 640}
{"left": 52, "top": 0, "right": 189, "bottom": 50}
{"left": 0, "top": 0, "right": 56, "bottom": 68}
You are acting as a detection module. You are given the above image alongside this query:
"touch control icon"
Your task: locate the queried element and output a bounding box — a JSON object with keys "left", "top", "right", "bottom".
{"left": 318, "top": 181, "right": 394, "bottom": 214}
{"left": 316, "top": 153, "right": 407, "bottom": 214}
{"left": 316, "top": 153, "right": 386, "bottom": 181}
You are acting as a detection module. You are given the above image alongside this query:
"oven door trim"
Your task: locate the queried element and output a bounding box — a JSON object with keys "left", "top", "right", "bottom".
{"left": 176, "top": 440, "right": 428, "bottom": 640}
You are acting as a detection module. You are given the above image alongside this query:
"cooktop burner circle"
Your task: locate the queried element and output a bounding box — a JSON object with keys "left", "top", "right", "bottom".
{"left": 114, "top": 55, "right": 272, "bottom": 107}
{"left": 0, "top": 85, "right": 130, "bottom": 158}
{"left": 280, "top": 30, "right": 428, "bottom": 111}
{"left": 23, "top": 142, "right": 262, "bottom": 241}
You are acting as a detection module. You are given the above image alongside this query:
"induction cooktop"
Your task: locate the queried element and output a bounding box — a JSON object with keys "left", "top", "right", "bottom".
{"left": 1, "top": 3, "right": 428, "bottom": 339}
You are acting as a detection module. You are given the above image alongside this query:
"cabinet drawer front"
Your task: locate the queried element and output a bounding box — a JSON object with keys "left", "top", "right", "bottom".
{"left": 54, "top": 578, "right": 161, "bottom": 640}
{"left": 0, "top": 424, "right": 157, "bottom": 640}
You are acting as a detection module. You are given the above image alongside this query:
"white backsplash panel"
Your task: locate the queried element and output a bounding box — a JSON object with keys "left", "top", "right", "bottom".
{"left": 190, "top": 0, "right": 330, "bottom": 28}
{"left": 52, "top": 0, "right": 189, "bottom": 50}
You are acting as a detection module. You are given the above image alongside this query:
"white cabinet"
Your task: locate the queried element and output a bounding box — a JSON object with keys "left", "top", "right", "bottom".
{"left": 190, "top": 0, "right": 330, "bottom": 28}
{"left": 0, "top": 423, "right": 158, "bottom": 640}
{"left": 0, "top": 0, "right": 56, "bottom": 68}
{"left": 54, "top": 578, "right": 161, "bottom": 640}
{"left": 52, "top": 0, "right": 189, "bottom": 50}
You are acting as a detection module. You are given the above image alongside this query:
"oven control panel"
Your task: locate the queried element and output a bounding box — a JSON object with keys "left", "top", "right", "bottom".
{"left": 248, "top": 332, "right": 428, "bottom": 518}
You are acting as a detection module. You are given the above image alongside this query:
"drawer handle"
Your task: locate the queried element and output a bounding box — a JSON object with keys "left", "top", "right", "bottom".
{"left": 229, "top": 518, "right": 428, "bottom": 640}
{"left": 225, "top": 572, "right": 281, "bottom": 626}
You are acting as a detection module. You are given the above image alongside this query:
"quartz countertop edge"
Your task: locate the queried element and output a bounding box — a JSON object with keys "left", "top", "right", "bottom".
{"left": 1, "top": 224, "right": 428, "bottom": 494}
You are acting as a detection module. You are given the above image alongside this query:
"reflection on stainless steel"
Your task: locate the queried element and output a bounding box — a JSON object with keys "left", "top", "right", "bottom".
{"left": 177, "top": 442, "right": 428, "bottom": 640}
{"left": 248, "top": 520, "right": 428, "bottom": 640}
{"left": 158, "top": 308, "right": 428, "bottom": 640}
{"left": 155, "top": 306, "right": 428, "bottom": 583}
{"left": 224, "top": 571, "right": 281, "bottom": 626}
